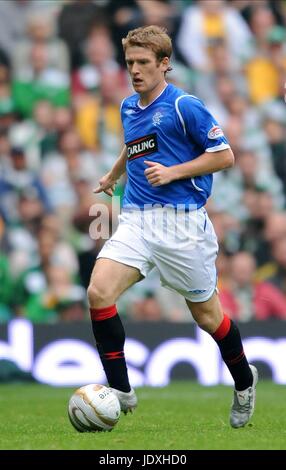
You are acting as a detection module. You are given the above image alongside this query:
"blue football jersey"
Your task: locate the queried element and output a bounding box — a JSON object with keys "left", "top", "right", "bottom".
{"left": 121, "top": 83, "right": 230, "bottom": 209}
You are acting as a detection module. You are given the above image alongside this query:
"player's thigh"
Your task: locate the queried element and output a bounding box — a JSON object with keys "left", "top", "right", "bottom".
{"left": 154, "top": 208, "right": 218, "bottom": 303}
{"left": 89, "top": 257, "right": 143, "bottom": 301}
{"left": 185, "top": 291, "right": 223, "bottom": 334}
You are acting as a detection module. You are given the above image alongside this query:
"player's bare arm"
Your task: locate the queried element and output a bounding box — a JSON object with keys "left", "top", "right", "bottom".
{"left": 144, "top": 148, "right": 234, "bottom": 187}
{"left": 94, "top": 146, "right": 128, "bottom": 196}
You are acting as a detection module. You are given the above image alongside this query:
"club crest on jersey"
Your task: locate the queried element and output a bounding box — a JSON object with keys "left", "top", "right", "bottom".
{"left": 208, "top": 125, "right": 224, "bottom": 139}
{"left": 152, "top": 111, "right": 163, "bottom": 126}
{"left": 127, "top": 134, "right": 158, "bottom": 161}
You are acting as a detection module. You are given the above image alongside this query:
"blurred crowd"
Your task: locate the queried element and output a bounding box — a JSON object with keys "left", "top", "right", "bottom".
{"left": 0, "top": 0, "right": 286, "bottom": 324}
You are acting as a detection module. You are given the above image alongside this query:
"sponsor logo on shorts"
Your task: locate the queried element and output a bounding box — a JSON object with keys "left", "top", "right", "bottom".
{"left": 188, "top": 289, "right": 207, "bottom": 295}
{"left": 207, "top": 125, "right": 224, "bottom": 139}
{"left": 127, "top": 134, "right": 158, "bottom": 161}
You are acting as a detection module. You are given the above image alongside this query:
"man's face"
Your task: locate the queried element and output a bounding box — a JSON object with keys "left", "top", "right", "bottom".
{"left": 125, "top": 46, "right": 168, "bottom": 94}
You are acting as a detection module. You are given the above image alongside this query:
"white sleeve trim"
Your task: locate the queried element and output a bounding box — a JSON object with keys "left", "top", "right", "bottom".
{"left": 206, "top": 143, "right": 230, "bottom": 152}
{"left": 175, "top": 95, "right": 190, "bottom": 135}
{"left": 120, "top": 98, "right": 126, "bottom": 114}
{"left": 191, "top": 177, "right": 204, "bottom": 192}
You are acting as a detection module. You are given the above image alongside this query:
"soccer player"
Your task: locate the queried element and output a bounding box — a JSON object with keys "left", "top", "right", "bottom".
{"left": 88, "top": 25, "right": 258, "bottom": 428}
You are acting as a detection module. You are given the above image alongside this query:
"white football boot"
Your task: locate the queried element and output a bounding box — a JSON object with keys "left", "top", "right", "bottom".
{"left": 110, "top": 387, "right": 138, "bottom": 414}
{"left": 230, "top": 364, "right": 258, "bottom": 428}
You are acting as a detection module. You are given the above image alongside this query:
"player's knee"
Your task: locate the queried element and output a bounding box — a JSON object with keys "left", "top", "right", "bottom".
{"left": 87, "top": 281, "right": 115, "bottom": 307}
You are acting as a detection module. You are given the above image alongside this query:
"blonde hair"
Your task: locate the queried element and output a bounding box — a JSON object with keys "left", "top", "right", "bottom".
{"left": 122, "top": 25, "right": 172, "bottom": 71}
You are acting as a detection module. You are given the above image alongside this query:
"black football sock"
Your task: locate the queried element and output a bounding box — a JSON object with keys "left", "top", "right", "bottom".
{"left": 212, "top": 314, "right": 253, "bottom": 391}
{"left": 90, "top": 305, "right": 131, "bottom": 392}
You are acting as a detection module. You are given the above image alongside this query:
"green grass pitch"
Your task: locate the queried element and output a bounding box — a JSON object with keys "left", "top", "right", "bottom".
{"left": 0, "top": 382, "right": 285, "bottom": 450}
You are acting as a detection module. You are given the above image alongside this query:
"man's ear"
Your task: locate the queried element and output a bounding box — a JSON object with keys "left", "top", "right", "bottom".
{"left": 161, "top": 57, "right": 170, "bottom": 71}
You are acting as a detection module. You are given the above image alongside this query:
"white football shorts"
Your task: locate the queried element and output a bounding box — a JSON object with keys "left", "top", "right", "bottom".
{"left": 97, "top": 206, "right": 219, "bottom": 302}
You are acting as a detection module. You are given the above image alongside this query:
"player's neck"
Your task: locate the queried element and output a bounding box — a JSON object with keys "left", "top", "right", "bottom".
{"left": 139, "top": 81, "right": 168, "bottom": 107}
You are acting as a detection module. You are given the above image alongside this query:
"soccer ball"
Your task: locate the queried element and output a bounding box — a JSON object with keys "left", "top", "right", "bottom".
{"left": 68, "top": 384, "right": 121, "bottom": 432}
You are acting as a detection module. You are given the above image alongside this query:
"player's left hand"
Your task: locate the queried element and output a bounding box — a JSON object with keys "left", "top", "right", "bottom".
{"left": 144, "top": 161, "right": 173, "bottom": 186}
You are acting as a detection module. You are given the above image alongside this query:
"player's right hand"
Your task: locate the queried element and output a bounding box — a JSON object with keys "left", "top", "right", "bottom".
{"left": 93, "top": 173, "right": 117, "bottom": 197}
